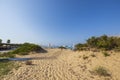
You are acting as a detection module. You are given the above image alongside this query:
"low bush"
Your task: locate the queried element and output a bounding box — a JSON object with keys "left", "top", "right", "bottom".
{"left": 93, "top": 66, "right": 110, "bottom": 77}
{"left": 12, "top": 43, "right": 47, "bottom": 55}
{"left": 58, "top": 46, "right": 67, "bottom": 49}
{"left": 102, "top": 52, "right": 110, "bottom": 57}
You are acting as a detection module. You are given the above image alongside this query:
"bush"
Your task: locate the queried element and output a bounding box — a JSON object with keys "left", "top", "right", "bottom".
{"left": 12, "top": 43, "right": 47, "bottom": 55}
{"left": 93, "top": 66, "right": 110, "bottom": 77}
{"left": 58, "top": 46, "right": 67, "bottom": 49}
{"left": 102, "top": 52, "right": 110, "bottom": 57}
{"left": 74, "top": 43, "right": 88, "bottom": 51}
{"left": 75, "top": 35, "right": 120, "bottom": 51}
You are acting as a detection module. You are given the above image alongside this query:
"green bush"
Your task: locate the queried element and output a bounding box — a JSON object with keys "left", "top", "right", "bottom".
{"left": 102, "top": 52, "right": 110, "bottom": 57}
{"left": 93, "top": 66, "right": 110, "bottom": 77}
{"left": 58, "top": 46, "right": 67, "bottom": 49}
{"left": 74, "top": 43, "right": 88, "bottom": 51}
{"left": 12, "top": 43, "right": 47, "bottom": 55}
{"left": 75, "top": 35, "right": 120, "bottom": 51}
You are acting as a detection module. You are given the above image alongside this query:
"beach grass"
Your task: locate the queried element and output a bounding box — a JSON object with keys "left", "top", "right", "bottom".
{"left": 0, "top": 61, "right": 20, "bottom": 78}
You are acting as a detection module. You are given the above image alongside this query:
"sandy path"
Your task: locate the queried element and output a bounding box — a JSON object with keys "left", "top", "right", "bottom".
{"left": 3, "top": 49, "right": 120, "bottom": 80}
{"left": 3, "top": 49, "right": 78, "bottom": 80}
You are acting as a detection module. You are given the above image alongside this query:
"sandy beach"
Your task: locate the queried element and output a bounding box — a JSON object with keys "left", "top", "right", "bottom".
{"left": 3, "top": 49, "right": 120, "bottom": 80}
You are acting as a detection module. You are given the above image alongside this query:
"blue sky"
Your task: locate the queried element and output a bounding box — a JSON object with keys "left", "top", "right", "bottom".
{"left": 0, "top": 0, "right": 120, "bottom": 46}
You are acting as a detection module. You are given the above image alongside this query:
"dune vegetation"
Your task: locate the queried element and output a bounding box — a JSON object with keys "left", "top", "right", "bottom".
{"left": 75, "top": 35, "right": 120, "bottom": 51}
{"left": 0, "top": 35, "right": 120, "bottom": 80}
{"left": 93, "top": 66, "right": 111, "bottom": 77}
{"left": 0, "top": 61, "right": 20, "bottom": 78}
{"left": 12, "top": 43, "right": 47, "bottom": 55}
{"left": 0, "top": 43, "right": 46, "bottom": 78}
{"left": 0, "top": 43, "right": 47, "bottom": 58}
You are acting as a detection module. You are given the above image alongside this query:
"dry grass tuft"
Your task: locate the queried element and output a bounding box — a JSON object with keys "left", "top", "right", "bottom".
{"left": 93, "top": 66, "right": 111, "bottom": 77}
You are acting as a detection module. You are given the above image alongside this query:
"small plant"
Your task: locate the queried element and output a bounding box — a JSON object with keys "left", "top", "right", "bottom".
{"left": 93, "top": 66, "right": 110, "bottom": 77}
{"left": 83, "top": 55, "right": 88, "bottom": 60}
{"left": 25, "top": 61, "right": 32, "bottom": 65}
{"left": 102, "top": 52, "right": 110, "bottom": 57}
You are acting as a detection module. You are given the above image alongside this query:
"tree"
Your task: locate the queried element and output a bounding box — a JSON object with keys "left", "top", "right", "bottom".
{"left": 58, "top": 46, "right": 67, "bottom": 50}
{"left": 87, "top": 36, "right": 98, "bottom": 48}
{"left": 7, "top": 39, "right": 11, "bottom": 44}
{"left": 0, "top": 39, "right": 2, "bottom": 44}
{"left": 74, "top": 43, "right": 87, "bottom": 50}
{"left": 75, "top": 34, "right": 120, "bottom": 51}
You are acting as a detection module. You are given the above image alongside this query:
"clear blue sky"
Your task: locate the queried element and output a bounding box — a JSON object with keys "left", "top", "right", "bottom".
{"left": 0, "top": 0, "right": 120, "bottom": 46}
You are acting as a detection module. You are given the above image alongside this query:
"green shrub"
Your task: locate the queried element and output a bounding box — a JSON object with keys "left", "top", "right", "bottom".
{"left": 93, "top": 66, "right": 110, "bottom": 77}
{"left": 12, "top": 43, "right": 47, "bottom": 55}
{"left": 74, "top": 43, "right": 88, "bottom": 51}
{"left": 58, "top": 46, "right": 67, "bottom": 50}
{"left": 75, "top": 35, "right": 120, "bottom": 51}
{"left": 102, "top": 52, "right": 110, "bottom": 57}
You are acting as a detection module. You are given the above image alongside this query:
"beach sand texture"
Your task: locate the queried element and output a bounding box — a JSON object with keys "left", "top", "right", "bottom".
{"left": 3, "top": 49, "right": 120, "bottom": 80}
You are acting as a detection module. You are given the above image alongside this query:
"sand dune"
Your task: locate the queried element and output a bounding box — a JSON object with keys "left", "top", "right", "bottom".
{"left": 3, "top": 49, "right": 120, "bottom": 80}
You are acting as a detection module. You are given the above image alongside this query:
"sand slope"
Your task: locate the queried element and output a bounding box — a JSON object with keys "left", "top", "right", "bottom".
{"left": 3, "top": 49, "right": 120, "bottom": 80}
